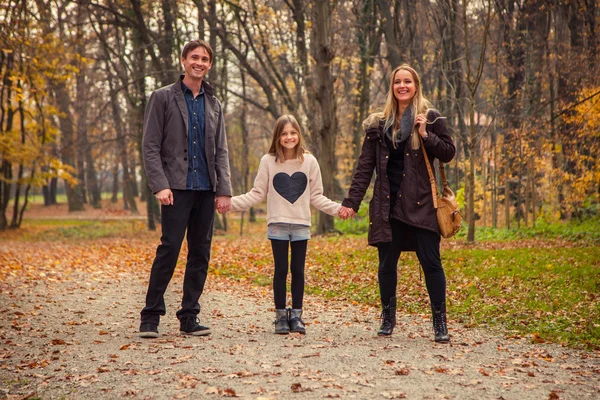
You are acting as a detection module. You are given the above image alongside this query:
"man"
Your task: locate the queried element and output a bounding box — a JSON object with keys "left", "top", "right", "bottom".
{"left": 139, "top": 40, "right": 231, "bottom": 338}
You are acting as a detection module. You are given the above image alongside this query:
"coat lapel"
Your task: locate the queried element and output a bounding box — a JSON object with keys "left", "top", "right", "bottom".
{"left": 173, "top": 81, "right": 188, "bottom": 136}
{"left": 203, "top": 85, "right": 216, "bottom": 142}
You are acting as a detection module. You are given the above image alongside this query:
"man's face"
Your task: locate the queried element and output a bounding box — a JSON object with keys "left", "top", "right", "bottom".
{"left": 182, "top": 46, "right": 212, "bottom": 81}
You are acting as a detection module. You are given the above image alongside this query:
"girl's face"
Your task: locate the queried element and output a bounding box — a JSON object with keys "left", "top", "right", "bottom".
{"left": 279, "top": 123, "right": 299, "bottom": 152}
{"left": 392, "top": 69, "right": 417, "bottom": 105}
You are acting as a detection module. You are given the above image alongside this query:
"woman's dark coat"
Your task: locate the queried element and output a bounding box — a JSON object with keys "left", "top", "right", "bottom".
{"left": 342, "top": 110, "right": 456, "bottom": 247}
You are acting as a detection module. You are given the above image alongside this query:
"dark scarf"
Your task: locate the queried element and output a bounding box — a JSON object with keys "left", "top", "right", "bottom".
{"left": 385, "top": 107, "right": 413, "bottom": 147}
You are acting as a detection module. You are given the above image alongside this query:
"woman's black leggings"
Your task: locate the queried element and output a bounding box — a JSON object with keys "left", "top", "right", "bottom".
{"left": 271, "top": 239, "right": 308, "bottom": 309}
{"left": 377, "top": 220, "right": 446, "bottom": 307}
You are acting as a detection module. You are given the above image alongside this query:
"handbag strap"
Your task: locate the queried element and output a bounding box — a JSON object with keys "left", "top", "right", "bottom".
{"left": 419, "top": 136, "right": 439, "bottom": 209}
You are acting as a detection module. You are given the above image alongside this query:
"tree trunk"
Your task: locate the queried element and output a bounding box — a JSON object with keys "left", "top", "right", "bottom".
{"left": 240, "top": 65, "right": 249, "bottom": 235}
{"left": 467, "top": 102, "right": 476, "bottom": 242}
{"left": 0, "top": 160, "right": 11, "bottom": 230}
{"left": 75, "top": 59, "right": 96, "bottom": 207}
{"left": 10, "top": 90, "right": 27, "bottom": 228}
{"left": 54, "top": 80, "right": 85, "bottom": 212}
{"left": 111, "top": 155, "right": 119, "bottom": 204}
{"left": 504, "top": 171, "right": 510, "bottom": 229}
{"left": 108, "top": 75, "right": 138, "bottom": 213}
{"left": 214, "top": 212, "right": 223, "bottom": 230}
{"left": 43, "top": 177, "right": 58, "bottom": 206}
{"left": 482, "top": 158, "right": 487, "bottom": 228}
{"left": 0, "top": 51, "right": 15, "bottom": 230}
{"left": 491, "top": 131, "right": 497, "bottom": 228}
{"left": 375, "top": 0, "right": 402, "bottom": 68}
{"left": 34, "top": 0, "right": 85, "bottom": 212}
{"left": 516, "top": 136, "right": 522, "bottom": 229}
{"left": 530, "top": 156, "right": 536, "bottom": 227}
{"left": 42, "top": 145, "right": 59, "bottom": 206}
{"left": 85, "top": 147, "right": 101, "bottom": 208}
{"left": 352, "top": 0, "right": 381, "bottom": 170}
{"left": 311, "top": 0, "right": 338, "bottom": 234}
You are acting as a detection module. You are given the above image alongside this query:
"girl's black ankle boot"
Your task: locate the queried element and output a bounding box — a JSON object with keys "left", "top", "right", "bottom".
{"left": 289, "top": 308, "right": 306, "bottom": 334}
{"left": 274, "top": 309, "right": 290, "bottom": 334}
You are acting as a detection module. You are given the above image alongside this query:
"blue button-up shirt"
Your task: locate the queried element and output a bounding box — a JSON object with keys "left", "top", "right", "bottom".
{"left": 182, "top": 82, "right": 211, "bottom": 190}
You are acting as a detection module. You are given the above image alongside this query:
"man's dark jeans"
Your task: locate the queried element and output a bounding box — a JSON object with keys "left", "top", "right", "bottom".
{"left": 141, "top": 190, "right": 215, "bottom": 325}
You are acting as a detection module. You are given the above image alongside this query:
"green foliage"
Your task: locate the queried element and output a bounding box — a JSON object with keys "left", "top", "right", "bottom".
{"left": 217, "top": 216, "right": 600, "bottom": 349}
{"left": 334, "top": 200, "right": 370, "bottom": 234}
{"left": 305, "top": 237, "right": 599, "bottom": 349}
{"left": 455, "top": 186, "right": 465, "bottom": 209}
{"left": 446, "top": 247, "right": 600, "bottom": 349}
{"left": 19, "top": 219, "right": 147, "bottom": 241}
{"left": 8, "top": 216, "right": 598, "bottom": 349}
{"left": 454, "top": 215, "right": 600, "bottom": 244}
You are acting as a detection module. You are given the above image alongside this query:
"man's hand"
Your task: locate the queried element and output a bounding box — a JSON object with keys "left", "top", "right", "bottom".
{"left": 216, "top": 196, "right": 231, "bottom": 214}
{"left": 156, "top": 189, "right": 174, "bottom": 205}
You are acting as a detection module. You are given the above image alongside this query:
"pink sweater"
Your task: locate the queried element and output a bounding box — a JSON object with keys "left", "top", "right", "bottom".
{"left": 231, "top": 153, "right": 341, "bottom": 226}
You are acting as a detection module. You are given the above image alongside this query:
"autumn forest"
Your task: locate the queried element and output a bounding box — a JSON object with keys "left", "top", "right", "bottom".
{"left": 1, "top": 0, "right": 599, "bottom": 238}
{"left": 1, "top": 2, "right": 600, "bottom": 398}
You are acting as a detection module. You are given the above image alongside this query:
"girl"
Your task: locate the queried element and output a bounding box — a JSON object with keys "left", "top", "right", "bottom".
{"left": 229, "top": 115, "right": 342, "bottom": 335}
{"left": 340, "top": 65, "right": 456, "bottom": 342}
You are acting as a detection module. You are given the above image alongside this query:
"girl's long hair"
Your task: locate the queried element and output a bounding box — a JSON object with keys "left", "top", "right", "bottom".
{"left": 382, "top": 64, "right": 433, "bottom": 149}
{"left": 268, "top": 114, "right": 306, "bottom": 162}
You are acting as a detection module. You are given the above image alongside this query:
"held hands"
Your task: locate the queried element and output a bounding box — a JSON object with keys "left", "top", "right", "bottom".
{"left": 155, "top": 189, "right": 174, "bottom": 205}
{"left": 215, "top": 196, "right": 231, "bottom": 214}
{"left": 338, "top": 206, "right": 356, "bottom": 220}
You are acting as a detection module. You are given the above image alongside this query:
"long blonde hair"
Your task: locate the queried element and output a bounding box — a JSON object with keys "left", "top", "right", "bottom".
{"left": 383, "top": 64, "right": 433, "bottom": 149}
{"left": 268, "top": 114, "right": 306, "bottom": 162}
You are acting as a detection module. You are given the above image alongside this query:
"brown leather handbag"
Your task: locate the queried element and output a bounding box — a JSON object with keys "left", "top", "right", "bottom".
{"left": 420, "top": 138, "right": 463, "bottom": 238}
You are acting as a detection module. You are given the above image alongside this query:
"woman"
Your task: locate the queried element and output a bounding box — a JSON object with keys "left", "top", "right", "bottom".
{"left": 339, "top": 65, "right": 456, "bottom": 342}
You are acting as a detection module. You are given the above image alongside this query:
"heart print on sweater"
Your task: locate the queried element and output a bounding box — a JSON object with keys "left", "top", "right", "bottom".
{"left": 273, "top": 172, "right": 307, "bottom": 204}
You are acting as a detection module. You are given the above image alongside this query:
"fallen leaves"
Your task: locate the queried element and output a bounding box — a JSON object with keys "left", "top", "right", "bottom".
{"left": 381, "top": 392, "right": 407, "bottom": 399}
{"left": 204, "top": 386, "right": 239, "bottom": 397}
{"left": 1, "top": 227, "right": 599, "bottom": 400}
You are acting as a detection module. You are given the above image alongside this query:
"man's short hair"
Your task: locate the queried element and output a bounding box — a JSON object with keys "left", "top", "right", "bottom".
{"left": 181, "top": 40, "right": 214, "bottom": 63}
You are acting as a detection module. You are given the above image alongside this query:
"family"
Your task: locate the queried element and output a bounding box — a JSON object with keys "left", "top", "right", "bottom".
{"left": 139, "top": 40, "right": 456, "bottom": 344}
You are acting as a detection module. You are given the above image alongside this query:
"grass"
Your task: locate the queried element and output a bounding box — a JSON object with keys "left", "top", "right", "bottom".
{"left": 456, "top": 215, "right": 600, "bottom": 244}
{"left": 2, "top": 215, "right": 599, "bottom": 349}
{"left": 453, "top": 216, "right": 600, "bottom": 244}
{"left": 211, "top": 231, "right": 600, "bottom": 348}
{"left": 444, "top": 247, "right": 599, "bottom": 348}
{"left": 308, "top": 238, "right": 599, "bottom": 348}
{"left": 1, "top": 219, "right": 150, "bottom": 242}
{"left": 215, "top": 218, "right": 600, "bottom": 349}
{"left": 12, "top": 192, "right": 123, "bottom": 206}
{"left": 335, "top": 202, "right": 600, "bottom": 245}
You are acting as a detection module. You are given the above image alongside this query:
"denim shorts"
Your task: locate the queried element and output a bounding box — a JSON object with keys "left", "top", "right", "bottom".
{"left": 267, "top": 223, "right": 311, "bottom": 241}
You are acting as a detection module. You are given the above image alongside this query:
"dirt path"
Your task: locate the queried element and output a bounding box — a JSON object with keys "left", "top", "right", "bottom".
{"left": 1, "top": 257, "right": 599, "bottom": 400}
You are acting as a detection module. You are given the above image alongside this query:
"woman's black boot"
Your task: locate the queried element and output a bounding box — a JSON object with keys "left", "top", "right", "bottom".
{"left": 378, "top": 297, "right": 396, "bottom": 336}
{"left": 274, "top": 309, "right": 290, "bottom": 334}
{"left": 431, "top": 302, "right": 450, "bottom": 343}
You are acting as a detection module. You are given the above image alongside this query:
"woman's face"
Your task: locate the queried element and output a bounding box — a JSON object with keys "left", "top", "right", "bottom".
{"left": 279, "top": 123, "right": 299, "bottom": 151}
{"left": 392, "top": 69, "right": 417, "bottom": 106}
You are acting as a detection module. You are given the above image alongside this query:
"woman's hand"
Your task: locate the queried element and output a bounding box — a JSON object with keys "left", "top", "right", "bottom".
{"left": 415, "top": 113, "right": 428, "bottom": 139}
{"left": 338, "top": 206, "right": 356, "bottom": 220}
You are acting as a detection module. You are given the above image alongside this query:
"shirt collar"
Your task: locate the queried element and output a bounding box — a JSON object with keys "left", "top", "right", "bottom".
{"left": 180, "top": 80, "right": 205, "bottom": 96}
